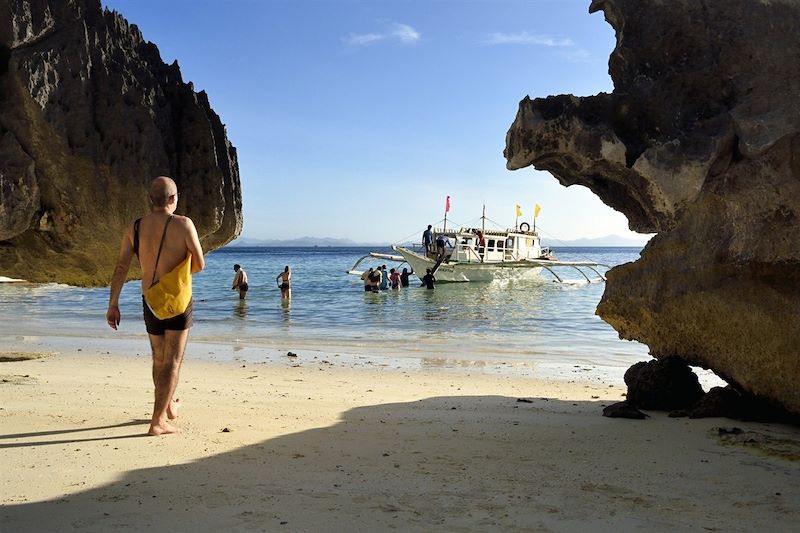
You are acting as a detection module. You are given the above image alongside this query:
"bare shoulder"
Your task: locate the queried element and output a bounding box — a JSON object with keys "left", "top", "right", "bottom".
{"left": 121, "top": 218, "right": 137, "bottom": 241}
{"left": 172, "top": 214, "right": 198, "bottom": 231}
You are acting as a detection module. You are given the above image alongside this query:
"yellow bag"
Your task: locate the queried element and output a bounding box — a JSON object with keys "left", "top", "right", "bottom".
{"left": 144, "top": 253, "right": 192, "bottom": 320}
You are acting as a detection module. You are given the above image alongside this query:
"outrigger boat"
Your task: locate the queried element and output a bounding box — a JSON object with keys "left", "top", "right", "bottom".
{"left": 348, "top": 211, "right": 610, "bottom": 284}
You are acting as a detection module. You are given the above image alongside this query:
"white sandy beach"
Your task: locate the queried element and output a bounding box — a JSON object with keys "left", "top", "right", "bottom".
{"left": 2, "top": 345, "right": 799, "bottom": 532}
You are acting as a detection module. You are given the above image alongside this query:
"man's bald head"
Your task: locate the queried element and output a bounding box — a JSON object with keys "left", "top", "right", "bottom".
{"left": 149, "top": 176, "right": 178, "bottom": 207}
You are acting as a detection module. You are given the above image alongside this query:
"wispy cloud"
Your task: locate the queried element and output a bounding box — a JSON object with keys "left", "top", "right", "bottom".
{"left": 343, "top": 23, "right": 421, "bottom": 46}
{"left": 483, "top": 32, "right": 574, "bottom": 47}
{"left": 392, "top": 24, "right": 420, "bottom": 44}
{"left": 345, "top": 33, "right": 384, "bottom": 46}
{"left": 482, "top": 31, "right": 594, "bottom": 62}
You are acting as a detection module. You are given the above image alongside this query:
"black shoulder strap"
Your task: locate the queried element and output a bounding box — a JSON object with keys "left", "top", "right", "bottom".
{"left": 133, "top": 219, "right": 141, "bottom": 257}
{"left": 150, "top": 215, "right": 174, "bottom": 285}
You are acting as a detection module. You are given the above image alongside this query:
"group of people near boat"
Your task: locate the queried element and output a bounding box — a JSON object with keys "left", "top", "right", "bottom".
{"left": 360, "top": 265, "right": 414, "bottom": 292}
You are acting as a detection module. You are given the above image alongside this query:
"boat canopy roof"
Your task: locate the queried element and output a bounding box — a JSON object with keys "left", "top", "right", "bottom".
{"left": 433, "top": 226, "right": 538, "bottom": 238}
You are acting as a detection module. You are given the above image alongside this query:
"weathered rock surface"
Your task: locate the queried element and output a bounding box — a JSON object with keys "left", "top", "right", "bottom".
{"left": 687, "top": 386, "right": 799, "bottom": 423}
{"left": 0, "top": 0, "right": 242, "bottom": 285}
{"left": 685, "top": 386, "right": 745, "bottom": 420}
{"left": 505, "top": 0, "right": 800, "bottom": 414}
{"left": 624, "top": 359, "right": 704, "bottom": 411}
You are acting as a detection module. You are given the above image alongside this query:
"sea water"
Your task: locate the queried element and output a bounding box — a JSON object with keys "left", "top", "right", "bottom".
{"left": 0, "top": 246, "right": 671, "bottom": 381}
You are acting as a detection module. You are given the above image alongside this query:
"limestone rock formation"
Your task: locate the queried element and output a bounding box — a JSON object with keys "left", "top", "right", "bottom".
{"left": 505, "top": 0, "right": 800, "bottom": 414}
{"left": 0, "top": 0, "right": 242, "bottom": 285}
{"left": 624, "top": 359, "right": 704, "bottom": 411}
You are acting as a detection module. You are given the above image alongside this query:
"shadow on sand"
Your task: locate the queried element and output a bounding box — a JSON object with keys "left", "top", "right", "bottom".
{"left": 3, "top": 396, "right": 800, "bottom": 532}
{"left": 0, "top": 420, "right": 149, "bottom": 448}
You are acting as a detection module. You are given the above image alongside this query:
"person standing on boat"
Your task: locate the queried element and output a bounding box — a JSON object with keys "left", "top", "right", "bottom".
{"left": 422, "top": 225, "right": 433, "bottom": 257}
{"left": 476, "top": 230, "right": 486, "bottom": 262}
{"left": 421, "top": 268, "right": 436, "bottom": 290}
{"left": 276, "top": 265, "right": 291, "bottom": 299}
{"left": 435, "top": 234, "right": 451, "bottom": 259}
{"left": 231, "top": 264, "right": 249, "bottom": 300}
{"left": 379, "top": 265, "right": 389, "bottom": 290}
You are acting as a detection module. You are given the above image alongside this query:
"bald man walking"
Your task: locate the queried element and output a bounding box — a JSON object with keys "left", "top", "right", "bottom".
{"left": 107, "top": 176, "right": 205, "bottom": 436}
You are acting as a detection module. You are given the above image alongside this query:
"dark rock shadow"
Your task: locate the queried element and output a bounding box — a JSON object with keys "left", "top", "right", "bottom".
{"left": 3, "top": 397, "right": 799, "bottom": 532}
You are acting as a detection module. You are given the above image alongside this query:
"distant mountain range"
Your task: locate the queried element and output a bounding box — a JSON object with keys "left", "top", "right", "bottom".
{"left": 542, "top": 234, "right": 653, "bottom": 247}
{"left": 227, "top": 234, "right": 652, "bottom": 248}
{"left": 227, "top": 236, "right": 389, "bottom": 248}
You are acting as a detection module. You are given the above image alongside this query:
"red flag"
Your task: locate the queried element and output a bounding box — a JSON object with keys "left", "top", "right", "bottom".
{"left": 445, "top": 195, "right": 451, "bottom": 213}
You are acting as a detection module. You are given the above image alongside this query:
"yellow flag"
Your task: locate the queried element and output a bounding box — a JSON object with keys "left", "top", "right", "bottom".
{"left": 515, "top": 204, "right": 522, "bottom": 217}
{"left": 534, "top": 203, "right": 541, "bottom": 218}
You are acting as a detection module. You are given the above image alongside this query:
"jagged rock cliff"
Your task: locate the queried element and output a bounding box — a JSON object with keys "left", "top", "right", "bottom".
{"left": 505, "top": 0, "right": 800, "bottom": 413}
{"left": 0, "top": 0, "right": 242, "bottom": 285}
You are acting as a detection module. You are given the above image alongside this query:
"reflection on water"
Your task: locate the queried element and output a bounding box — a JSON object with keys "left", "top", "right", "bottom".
{"left": 363, "top": 291, "right": 383, "bottom": 305}
{"left": 281, "top": 298, "right": 291, "bottom": 323}
{"left": 233, "top": 301, "right": 248, "bottom": 319}
{"left": 422, "top": 305, "right": 449, "bottom": 322}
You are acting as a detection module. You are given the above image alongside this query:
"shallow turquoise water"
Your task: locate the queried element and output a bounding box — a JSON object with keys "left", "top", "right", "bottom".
{"left": 0, "top": 246, "right": 652, "bottom": 375}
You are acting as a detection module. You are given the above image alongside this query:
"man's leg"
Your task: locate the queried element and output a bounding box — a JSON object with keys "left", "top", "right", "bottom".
{"left": 147, "top": 334, "right": 180, "bottom": 420}
{"left": 149, "top": 332, "right": 164, "bottom": 392}
{"left": 148, "top": 329, "right": 189, "bottom": 436}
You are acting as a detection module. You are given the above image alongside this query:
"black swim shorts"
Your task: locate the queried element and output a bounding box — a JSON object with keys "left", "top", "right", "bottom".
{"left": 239, "top": 282, "right": 249, "bottom": 292}
{"left": 142, "top": 296, "right": 193, "bottom": 335}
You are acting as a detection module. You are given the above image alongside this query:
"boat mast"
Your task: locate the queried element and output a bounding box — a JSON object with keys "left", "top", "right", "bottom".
{"left": 481, "top": 204, "right": 486, "bottom": 235}
{"left": 443, "top": 195, "right": 450, "bottom": 233}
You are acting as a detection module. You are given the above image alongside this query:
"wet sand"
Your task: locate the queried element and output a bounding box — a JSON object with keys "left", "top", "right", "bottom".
{"left": 2, "top": 347, "right": 799, "bottom": 532}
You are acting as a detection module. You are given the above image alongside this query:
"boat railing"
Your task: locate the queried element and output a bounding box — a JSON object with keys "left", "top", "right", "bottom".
{"left": 456, "top": 243, "right": 483, "bottom": 263}
{"left": 407, "top": 242, "right": 437, "bottom": 257}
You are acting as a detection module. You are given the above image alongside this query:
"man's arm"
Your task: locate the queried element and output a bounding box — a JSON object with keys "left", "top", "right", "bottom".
{"left": 106, "top": 226, "right": 135, "bottom": 330}
{"left": 183, "top": 218, "right": 205, "bottom": 273}
{"left": 232, "top": 271, "right": 242, "bottom": 289}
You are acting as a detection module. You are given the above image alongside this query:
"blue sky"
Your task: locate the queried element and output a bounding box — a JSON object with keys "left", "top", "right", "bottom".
{"left": 101, "top": 0, "right": 648, "bottom": 244}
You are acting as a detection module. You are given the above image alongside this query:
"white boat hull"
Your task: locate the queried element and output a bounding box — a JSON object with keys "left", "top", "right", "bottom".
{"left": 395, "top": 247, "right": 543, "bottom": 282}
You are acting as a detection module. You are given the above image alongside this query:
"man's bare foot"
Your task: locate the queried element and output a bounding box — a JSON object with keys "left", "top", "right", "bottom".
{"left": 148, "top": 420, "right": 179, "bottom": 436}
{"left": 167, "top": 398, "right": 181, "bottom": 420}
